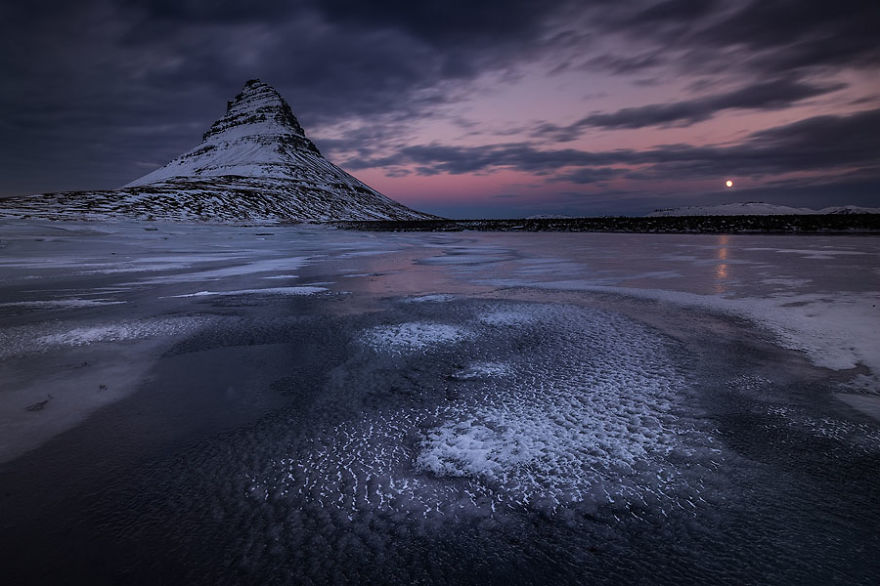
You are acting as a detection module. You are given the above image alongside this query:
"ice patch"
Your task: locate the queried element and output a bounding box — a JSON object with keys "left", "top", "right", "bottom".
{"left": 410, "top": 304, "right": 708, "bottom": 513}
{"left": 361, "top": 322, "right": 475, "bottom": 354}
{"left": 401, "top": 294, "right": 457, "bottom": 303}
{"left": 417, "top": 419, "right": 529, "bottom": 478}
{"left": 168, "top": 286, "right": 327, "bottom": 298}
{"left": 450, "top": 362, "right": 512, "bottom": 380}
{"left": 135, "top": 256, "right": 310, "bottom": 284}
{"left": 36, "top": 317, "right": 204, "bottom": 347}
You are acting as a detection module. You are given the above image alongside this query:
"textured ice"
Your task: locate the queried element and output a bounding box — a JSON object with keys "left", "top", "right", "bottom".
{"left": 0, "top": 317, "right": 207, "bottom": 360}
{"left": 260, "top": 302, "right": 708, "bottom": 524}
{"left": 417, "top": 419, "right": 529, "bottom": 478}
{"left": 414, "top": 304, "right": 691, "bottom": 510}
{"left": 361, "top": 322, "right": 475, "bottom": 354}
{"left": 449, "top": 362, "right": 512, "bottom": 380}
{"left": 558, "top": 286, "right": 880, "bottom": 375}
{"left": 36, "top": 318, "right": 205, "bottom": 348}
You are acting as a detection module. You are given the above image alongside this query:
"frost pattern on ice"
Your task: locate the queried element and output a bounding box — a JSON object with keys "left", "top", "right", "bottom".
{"left": 449, "top": 362, "right": 512, "bottom": 380}
{"left": 415, "top": 304, "right": 688, "bottom": 510}
{"left": 361, "top": 322, "right": 475, "bottom": 354}
{"left": 36, "top": 318, "right": 205, "bottom": 347}
{"left": 417, "top": 419, "right": 531, "bottom": 478}
{"left": 0, "top": 317, "right": 208, "bottom": 358}
{"left": 258, "top": 302, "right": 712, "bottom": 523}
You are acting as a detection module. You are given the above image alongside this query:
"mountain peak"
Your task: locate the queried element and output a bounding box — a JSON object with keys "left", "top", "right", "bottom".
{"left": 125, "top": 79, "right": 327, "bottom": 187}
{"left": 1, "top": 79, "right": 435, "bottom": 223}
{"left": 201, "top": 79, "right": 320, "bottom": 154}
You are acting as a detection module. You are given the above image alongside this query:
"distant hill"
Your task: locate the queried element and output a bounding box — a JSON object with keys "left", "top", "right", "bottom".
{"left": 648, "top": 202, "right": 880, "bottom": 217}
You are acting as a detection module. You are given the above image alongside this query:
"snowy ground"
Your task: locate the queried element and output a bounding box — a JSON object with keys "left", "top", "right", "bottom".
{"left": 1, "top": 220, "right": 879, "bottom": 584}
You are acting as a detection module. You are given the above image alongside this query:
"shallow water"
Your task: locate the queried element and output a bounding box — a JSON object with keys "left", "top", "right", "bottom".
{"left": 1, "top": 221, "right": 879, "bottom": 584}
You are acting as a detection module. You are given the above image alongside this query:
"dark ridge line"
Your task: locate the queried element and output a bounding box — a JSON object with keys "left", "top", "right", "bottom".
{"left": 330, "top": 214, "right": 880, "bottom": 234}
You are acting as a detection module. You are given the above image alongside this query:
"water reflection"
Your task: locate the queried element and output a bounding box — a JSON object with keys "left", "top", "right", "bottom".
{"left": 326, "top": 247, "right": 495, "bottom": 298}
{"left": 714, "top": 234, "right": 729, "bottom": 293}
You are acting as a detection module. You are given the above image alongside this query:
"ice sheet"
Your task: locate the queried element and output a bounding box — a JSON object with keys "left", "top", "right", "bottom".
{"left": 1, "top": 222, "right": 877, "bottom": 471}
{"left": 2, "top": 221, "right": 879, "bottom": 584}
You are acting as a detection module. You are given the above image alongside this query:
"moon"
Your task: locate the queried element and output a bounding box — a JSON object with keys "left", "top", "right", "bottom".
{"left": 725, "top": 179, "right": 734, "bottom": 188}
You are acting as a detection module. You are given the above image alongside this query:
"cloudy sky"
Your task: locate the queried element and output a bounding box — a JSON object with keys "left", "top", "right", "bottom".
{"left": 2, "top": 0, "right": 878, "bottom": 217}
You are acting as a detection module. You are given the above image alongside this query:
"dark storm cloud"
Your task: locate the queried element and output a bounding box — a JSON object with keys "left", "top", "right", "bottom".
{"left": 352, "top": 108, "right": 880, "bottom": 180}
{"left": 694, "top": 0, "right": 880, "bottom": 71}
{"left": 310, "top": 0, "right": 572, "bottom": 44}
{"left": 122, "top": 0, "right": 294, "bottom": 22}
{"left": 533, "top": 77, "right": 846, "bottom": 138}
{"left": 0, "top": 0, "right": 582, "bottom": 195}
{"left": 625, "top": 0, "right": 719, "bottom": 24}
{"left": 599, "top": 0, "right": 880, "bottom": 75}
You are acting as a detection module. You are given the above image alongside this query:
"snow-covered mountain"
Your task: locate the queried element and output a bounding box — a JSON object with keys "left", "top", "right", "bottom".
{"left": 0, "top": 79, "right": 435, "bottom": 223}
{"left": 648, "top": 202, "right": 880, "bottom": 217}
{"left": 821, "top": 205, "right": 880, "bottom": 215}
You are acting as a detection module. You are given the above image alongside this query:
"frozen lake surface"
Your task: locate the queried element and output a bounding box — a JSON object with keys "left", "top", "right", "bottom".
{"left": 1, "top": 220, "right": 879, "bottom": 584}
